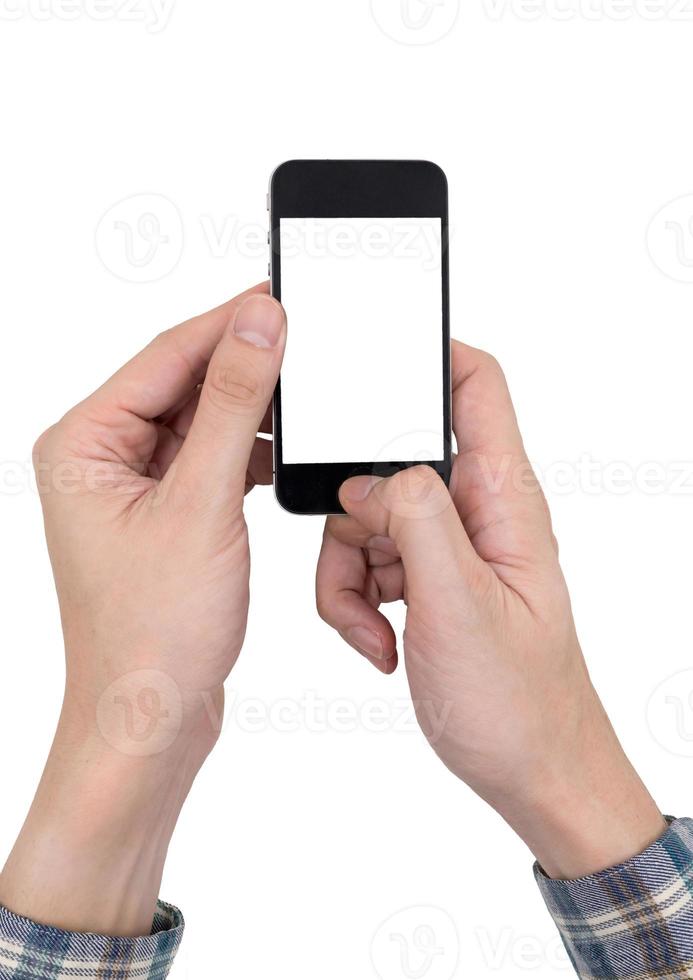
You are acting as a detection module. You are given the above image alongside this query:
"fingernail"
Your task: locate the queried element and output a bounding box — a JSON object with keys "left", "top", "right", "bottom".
{"left": 341, "top": 475, "right": 380, "bottom": 502}
{"left": 233, "top": 295, "right": 284, "bottom": 349}
{"left": 345, "top": 626, "right": 384, "bottom": 659}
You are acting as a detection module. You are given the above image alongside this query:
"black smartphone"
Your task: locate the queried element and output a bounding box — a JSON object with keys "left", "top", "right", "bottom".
{"left": 269, "top": 159, "right": 451, "bottom": 515}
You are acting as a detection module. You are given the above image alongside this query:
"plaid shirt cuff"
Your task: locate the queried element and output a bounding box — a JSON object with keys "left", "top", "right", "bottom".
{"left": 0, "top": 899, "right": 183, "bottom": 979}
{"left": 534, "top": 816, "right": 693, "bottom": 979}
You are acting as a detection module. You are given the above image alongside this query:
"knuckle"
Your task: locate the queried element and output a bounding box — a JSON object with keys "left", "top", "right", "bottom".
{"left": 478, "top": 349, "right": 505, "bottom": 380}
{"left": 315, "top": 592, "right": 332, "bottom": 625}
{"left": 32, "top": 427, "right": 52, "bottom": 461}
{"left": 386, "top": 465, "right": 439, "bottom": 501}
{"left": 381, "top": 465, "right": 450, "bottom": 522}
{"left": 384, "top": 468, "right": 410, "bottom": 499}
{"left": 410, "top": 463, "right": 440, "bottom": 485}
{"left": 32, "top": 422, "right": 62, "bottom": 466}
{"left": 206, "top": 360, "right": 264, "bottom": 412}
{"left": 154, "top": 326, "right": 176, "bottom": 348}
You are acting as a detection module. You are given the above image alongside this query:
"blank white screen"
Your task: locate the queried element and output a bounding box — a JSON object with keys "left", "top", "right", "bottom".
{"left": 279, "top": 217, "right": 444, "bottom": 465}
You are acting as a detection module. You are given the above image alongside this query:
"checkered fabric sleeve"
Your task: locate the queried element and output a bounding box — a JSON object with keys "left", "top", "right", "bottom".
{"left": 534, "top": 817, "right": 693, "bottom": 979}
{"left": 0, "top": 899, "right": 183, "bottom": 979}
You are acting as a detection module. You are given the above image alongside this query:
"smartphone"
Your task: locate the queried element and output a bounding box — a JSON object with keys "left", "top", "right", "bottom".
{"left": 269, "top": 159, "right": 451, "bottom": 515}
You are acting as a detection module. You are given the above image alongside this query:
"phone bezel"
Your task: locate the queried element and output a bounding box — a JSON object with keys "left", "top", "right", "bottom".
{"left": 270, "top": 159, "right": 452, "bottom": 515}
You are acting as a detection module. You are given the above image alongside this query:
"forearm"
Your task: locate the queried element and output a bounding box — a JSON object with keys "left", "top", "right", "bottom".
{"left": 0, "top": 701, "right": 205, "bottom": 937}
{"left": 489, "top": 690, "right": 693, "bottom": 980}
{"left": 495, "top": 691, "right": 666, "bottom": 880}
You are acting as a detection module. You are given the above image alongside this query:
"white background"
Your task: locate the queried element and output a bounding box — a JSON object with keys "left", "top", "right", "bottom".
{"left": 280, "top": 217, "right": 444, "bottom": 464}
{"left": 1, "top": 2, "right": 693, "bottom": 978}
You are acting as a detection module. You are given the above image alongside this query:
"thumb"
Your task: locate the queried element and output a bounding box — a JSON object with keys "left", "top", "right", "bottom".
{"left": 339, "top": 466, "right": 483, "bottom": 601}
{"left": 170, "top": 293, "right": 286, "bottom": 510}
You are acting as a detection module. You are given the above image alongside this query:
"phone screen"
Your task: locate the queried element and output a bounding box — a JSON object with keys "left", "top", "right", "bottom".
{"left": 279, "top": 216, "right": 445, "bottom": 465}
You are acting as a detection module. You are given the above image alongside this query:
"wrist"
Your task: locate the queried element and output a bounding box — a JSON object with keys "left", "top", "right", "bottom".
{"left": 492, "top": 689, "right": 666, "bottom": 879}
{"left": 0, "top": 692, "right": 216, "bottom": 936}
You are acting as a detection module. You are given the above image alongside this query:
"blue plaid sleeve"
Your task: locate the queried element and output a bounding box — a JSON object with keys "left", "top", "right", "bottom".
{"left": 0, "top": 899, "right": 183, "bottom": 979}
{"left": 534, "top": 816, "right": 693, "bottom": 979}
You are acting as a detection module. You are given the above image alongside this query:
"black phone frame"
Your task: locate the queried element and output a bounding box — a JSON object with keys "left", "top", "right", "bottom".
{"left": 270, "top": 159, "right": 451, "bottom": 515}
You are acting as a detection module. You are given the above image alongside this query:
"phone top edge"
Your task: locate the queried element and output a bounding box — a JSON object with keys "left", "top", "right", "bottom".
{"left": 269, "top": 159, "right": 448, "bottom": 195}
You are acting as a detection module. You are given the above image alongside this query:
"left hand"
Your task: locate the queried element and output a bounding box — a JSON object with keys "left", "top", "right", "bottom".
{"left": 0, "top": 283, "right": 287, "bottom": 935}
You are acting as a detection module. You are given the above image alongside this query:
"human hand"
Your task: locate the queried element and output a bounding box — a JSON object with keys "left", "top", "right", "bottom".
{"left": 36, "top": 282, "right": 285, "bottom": 745}
{"left": 316, "top": 340, "right": 665, "bottom": 878}
{"left": 0, "top": 283, "right": 286, "bottom": 934}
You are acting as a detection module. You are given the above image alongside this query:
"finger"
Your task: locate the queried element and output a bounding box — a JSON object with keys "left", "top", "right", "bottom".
{"left": 449, "top": 341, "right": 555, "bottom": 564}
{"left": 147, "top": 424, "right": 183, "bottom": 480}
{"left": 159, "top": 388, "right": 201, "bottom": 441}
{"left": 339, "top": 465, "right": 485, "bottom": 606}
{"left": 40, "top": 285, "right": 272, "bottom": 473}
{"left": 88, "top": 282, "right": 270, "bottom": 420}
{"left": 168, "top": 294, "right": 286, "bottom": 510}
{"left": 316, "top": 527, "right": 398, "bottom": 673}
{"left": 258, "top": 403, "right": 273, "bottom": 435}
{"left": 327, "top": 515, "right": 402, "bottom": 566}
{"left": 152, "top": 393, "right": 273, "bottom": 491}
{"left": 246, "top": 437, "right": 273, "bottom": 491}
{"left": 361, "top": 651, "right": 397, "bottom": 675}
{"left": 368, "top": 561, "right": 405, "bottom": 602}
{"left": 157, "top": 387, "right": 201, "bottom": 436}
{"left": 163, "top": 388, "right": 273, "bottom": 448}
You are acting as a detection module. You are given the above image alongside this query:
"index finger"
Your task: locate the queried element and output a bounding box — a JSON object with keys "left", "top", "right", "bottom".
{"left": 84, "top": 282, "right": 269, "bottom": 420}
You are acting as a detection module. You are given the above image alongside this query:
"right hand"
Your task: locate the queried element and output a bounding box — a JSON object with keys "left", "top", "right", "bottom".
{"left": 316, "top": 340, "right": 665, "bottom": 878}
